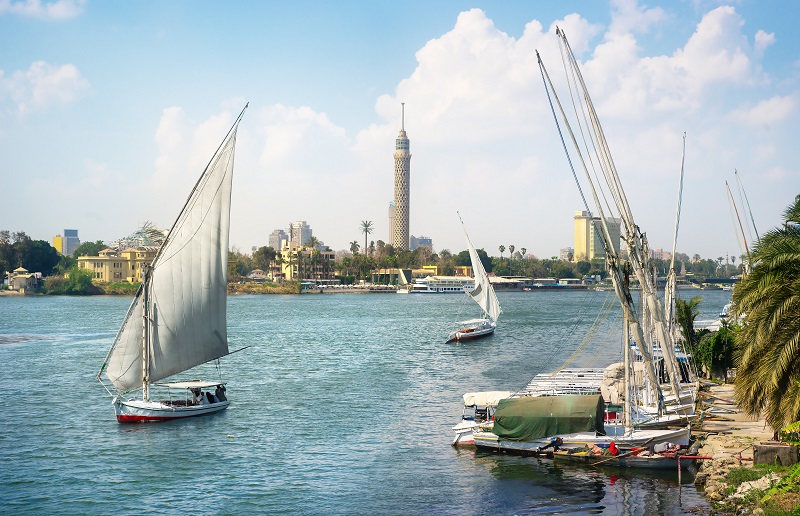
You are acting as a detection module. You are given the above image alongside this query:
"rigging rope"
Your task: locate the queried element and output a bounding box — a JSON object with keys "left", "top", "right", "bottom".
{"left": 549, "top": 290, "right": 617, "bottom": 374}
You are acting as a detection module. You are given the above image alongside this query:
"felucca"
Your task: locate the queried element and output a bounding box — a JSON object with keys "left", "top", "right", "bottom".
{"left": 97, "top": 105, "right": 247, "bottom": 423}
{"left": 447, "top": 213, "right": 502, "bottom": 343}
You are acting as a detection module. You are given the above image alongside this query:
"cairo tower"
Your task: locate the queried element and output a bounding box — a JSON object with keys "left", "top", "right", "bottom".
{"left": 393, "top": 103, "right": 411, "bottom": 250}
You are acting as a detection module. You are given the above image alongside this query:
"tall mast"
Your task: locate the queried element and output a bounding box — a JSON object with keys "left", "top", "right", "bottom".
{"left": 623, "top": 314, "right": 631, "bottom": 430}
{"left": 141, "top": 265, "right": 151, "bottom": 400}
{"left": 735, "top": 169, "right": 759, "bottom": 241}
{"left": 726, "top": 180, "right": 751, "bottom": 263}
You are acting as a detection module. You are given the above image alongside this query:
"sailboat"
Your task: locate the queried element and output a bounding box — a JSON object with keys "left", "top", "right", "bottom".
{"left": 457, "top": 31, "right": 698, "bottom": 454}
{"left": 446, "top": 214, "right": 501, "bottom": 343}
{"left": 96, "top": 105, "right": 247, "bottom": 423}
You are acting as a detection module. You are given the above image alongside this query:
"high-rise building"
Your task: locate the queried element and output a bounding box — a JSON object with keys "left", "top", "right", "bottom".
{"left": 573, "top": 211, "right": 620, "bottom": 262}
{"left": 62, "top": 229, "right": 80, "bottom": 257}
{"left": 393, "top": 103, "right": 411, "bottom": 251}
{"left": 269, "top": 229, "right": 288, "bottom": 250}
{"left": 410, "top": 235, "right": 432, "bottom": 251}
{"left": 289, "top": 221, "right": 312, "bottom": 247}
{"left": 53, "top": 235, "right": 63, "bottom": 254}
{"left": 387, "top": 201, "right": 395, "bottom": 246}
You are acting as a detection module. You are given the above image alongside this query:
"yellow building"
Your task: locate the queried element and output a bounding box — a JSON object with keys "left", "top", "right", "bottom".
{"left": 573, "top": 211, "right": 621, "bottom": 262}
{"left": 422, "top": 265, "right": 439, "bottom": 275}
{"left": 53, "top": 235, "right": 63, "bottom": 254}
{"left": 419, "top": 264, "right": 472, "bottom": 277}
{"left": 276, "top": 245, "right": 336, "bottom": 282}
{"left": 77, "top": 247, "right": 159, "bottom": 283}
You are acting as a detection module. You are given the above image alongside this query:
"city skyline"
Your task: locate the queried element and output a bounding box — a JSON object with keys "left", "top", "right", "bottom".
{"left": 1, "top": 1, "right": 798, "bottom": 260}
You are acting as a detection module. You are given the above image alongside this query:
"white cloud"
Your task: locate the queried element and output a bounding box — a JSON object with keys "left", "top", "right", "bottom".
{"left": 729, "top": 94, "right": 796, "bottom": 126}
{"left": 609, "top": 0, "right": 666, "bottom": 35}
{"left": 1, "top": 61, "right": 90, "bottom": 115}
{"left": 9, "top": 2, "right": 795, "bottom": 260}
{"left": 0, "top": 0, "right": 85, "bottom": 20}
{"left": 576, "top": 5, "right": 770, "bottom": 119}
{"left": 211, "top": 3, "right": 793, "bottom": 257}
{"left": 753, "top": 29, "right": 775, "bottom": 58}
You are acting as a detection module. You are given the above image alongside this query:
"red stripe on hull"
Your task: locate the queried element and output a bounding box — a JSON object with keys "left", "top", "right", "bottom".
{"left": 117, "top": 414, "right": 182, "bottom": 423}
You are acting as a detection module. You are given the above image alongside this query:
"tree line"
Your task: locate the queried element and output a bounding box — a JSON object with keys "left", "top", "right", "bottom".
{"left": 0, "top": 227, "right": 750, "bottom": 291}
{"left": 672, "top": 194, "right": 800, "bottom": 435}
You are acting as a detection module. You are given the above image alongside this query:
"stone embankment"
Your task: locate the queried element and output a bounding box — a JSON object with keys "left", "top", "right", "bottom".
{"left": 693, "top": 384, "right": 783, "bottom": 509}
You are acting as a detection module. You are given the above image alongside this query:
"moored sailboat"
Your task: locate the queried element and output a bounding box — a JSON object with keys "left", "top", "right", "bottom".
{"left": 96, "top": 105, "right": 247, "bottom": 423}
{"left": 447, "top": 214, "right": 501, "bottom": 342}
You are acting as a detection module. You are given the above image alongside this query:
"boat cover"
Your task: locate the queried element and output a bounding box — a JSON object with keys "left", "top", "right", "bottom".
{"left": 457, "top": 318, "right": 490, "bottom": 326}
{"left": 463, "top": 391, "right": 513, "bottom": 407}
{"left": 157, "top": 380, "right": 225, "bottom": 389}
{"left": 492, "top": 394, "right": 605, "bottom": 441}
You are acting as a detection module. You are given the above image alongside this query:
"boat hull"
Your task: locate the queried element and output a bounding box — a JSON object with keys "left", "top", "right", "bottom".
{"left": 447, "top": 324, "right": 496, "bottom": 343}
{"left": 452, "top": 420, "right": 480, "bottom": 445}
{"left": 114, "top": 397, "right": 230, "bottom": 423}
{"left": 472, "top": 425, "right": 690, "bottom": 454}
{"left": 553, "top": 450, "right": 695, "bottom": 470}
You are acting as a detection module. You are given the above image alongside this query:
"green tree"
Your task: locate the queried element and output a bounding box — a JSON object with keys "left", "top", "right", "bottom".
{"left": 252, "top": 246, "right": 276, "bottom": 271}
{"left": 508, "top": 245, "right": 515, "bottom": 260}
{"left": 350, "top": 241, "right": 360, "bottom": 255}
{"left": 576, "top": 261, "right": 592, "bottom": 275}
{"left": 733, "top": 194, "right": 800, "bottom": 431}
{"left": 675, "top": 296, "right": 702, "bottom": 353}
{"left": 498, "top": 245, "right": 505, "bottom": 260}
{"left": 360, "top": 221, "right": 373, "bottom": 254}
{"left": 44, "top": 266, "right": 97, "bottom": 295}
{"left": 73, "top": 240, "right": 107, "bottom": 258}
{"left": 306, "top": 236, "right": 321, "bottom": 249}
{"left": 694, "top": 323, "right": 736, "bottom": 379}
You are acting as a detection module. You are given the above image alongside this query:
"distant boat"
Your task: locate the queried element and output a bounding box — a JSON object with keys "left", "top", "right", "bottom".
{"left": 409, "top": 276, "right": 475, "bottom": 293}
{"left": 96, "top": 105, "right": 248, "bottom": 423}
{"left": 446, "top": 215, "right": 501, "bottom": 343}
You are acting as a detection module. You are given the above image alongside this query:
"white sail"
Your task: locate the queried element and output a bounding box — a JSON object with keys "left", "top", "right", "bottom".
{"left": 463, "top": 223, "right": 501, "bottom": 324}
{"left": 103, "top": 118, "right": 240, "bottom": 393}
{"left": 104, "top": 289, "right": 145, "bottom": 392}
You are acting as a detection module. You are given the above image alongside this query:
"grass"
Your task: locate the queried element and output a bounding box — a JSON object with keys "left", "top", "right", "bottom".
{"left": 227, "top": 281, "right": 300, "bottom": 294}
{"left": 98, "top": 282, "right": 140, "bottom": 295}
{"left": 721, "top": 463, "right": 800, "bottom": 515}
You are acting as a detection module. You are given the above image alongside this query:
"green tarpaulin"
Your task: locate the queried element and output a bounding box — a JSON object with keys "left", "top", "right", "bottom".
{"left": 492, "top": 394, "right": 605, "bottom": 441}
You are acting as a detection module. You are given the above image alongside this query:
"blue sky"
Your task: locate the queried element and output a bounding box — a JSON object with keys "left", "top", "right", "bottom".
{"left": 1, "top": 0, "right": 798, "bottom": 261}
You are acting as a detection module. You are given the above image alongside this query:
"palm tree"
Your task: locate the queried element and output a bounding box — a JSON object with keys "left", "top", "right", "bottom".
{"left": 360, "top": 220, "right": 373, "bottom": 254}
{"left": 285, "top": 251, "right": 298, "bottom": 281}
{"left": 350, "top": 240, "right": 360, "bottom": 255}
{"left": 520, "top": 247, "right": 527, "bottom": 259}
{"left": 675, "top": 296, "right": 702, "bottom": 353}
{"left": 508, "top": 245, "right": 515, "bottom": 260}
{"left": 498, "top": 245, "right": 505, "bottom": 260}
{"left": 733, "top": 194, "right": 800, "bottom": 432}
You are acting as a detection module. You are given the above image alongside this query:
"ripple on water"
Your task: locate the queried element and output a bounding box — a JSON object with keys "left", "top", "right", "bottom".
{"left": 0, "top": 291, "right": 730, "bottom": 513}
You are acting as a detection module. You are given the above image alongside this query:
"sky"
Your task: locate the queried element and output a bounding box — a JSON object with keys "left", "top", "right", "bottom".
{"left": 1, "top": 0, "right": 798, "bottom": 261}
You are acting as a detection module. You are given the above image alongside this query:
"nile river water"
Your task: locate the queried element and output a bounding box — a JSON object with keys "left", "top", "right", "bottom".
{"left": 0, "top": 289, "right": 731, "bottom": 514}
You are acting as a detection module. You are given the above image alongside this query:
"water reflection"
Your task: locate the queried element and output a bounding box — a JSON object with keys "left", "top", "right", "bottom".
{"left": 464, "top": 448, "right": 707, "bottom": 515}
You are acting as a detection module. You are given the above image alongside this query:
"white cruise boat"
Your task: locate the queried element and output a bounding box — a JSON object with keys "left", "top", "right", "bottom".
{"left": 409, "top": 276, "right": 475, "bottom": 293}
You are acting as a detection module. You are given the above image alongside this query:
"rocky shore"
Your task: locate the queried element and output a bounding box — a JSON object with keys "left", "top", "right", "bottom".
{"left": 693, "top": 383, "right": 798, "bottom": 513}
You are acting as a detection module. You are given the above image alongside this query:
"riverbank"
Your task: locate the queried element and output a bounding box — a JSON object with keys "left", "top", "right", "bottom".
{"left": 694, "top": 383, "right": 800, "bottom": 513}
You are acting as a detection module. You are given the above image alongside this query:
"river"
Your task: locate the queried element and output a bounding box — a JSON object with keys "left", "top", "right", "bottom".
{"left": 0, "top": 289, "right": 730, "bottom": 514}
